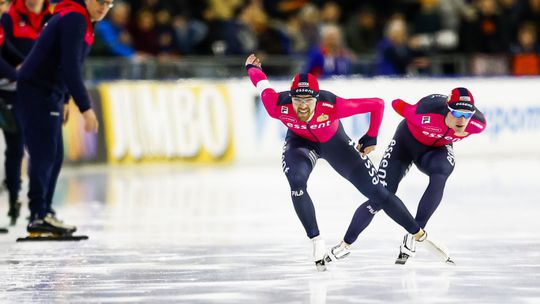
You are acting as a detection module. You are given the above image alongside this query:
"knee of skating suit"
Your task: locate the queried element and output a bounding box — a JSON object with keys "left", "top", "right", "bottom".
{"left": 282, "top": 146, "right": 319, "bottom": 239}
{"left": 415, "top": 145, "right": 455, "bottom": 228}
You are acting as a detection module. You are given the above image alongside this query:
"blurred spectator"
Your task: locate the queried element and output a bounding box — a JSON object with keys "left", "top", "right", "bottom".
{"left": 155, "top": 8, "right": 178, "bottom": 55}
{"left": 251, "top": 6, "right": 291, "bottom": 54}
{"left": 130, "top": 9, "right": 161, "bottom": 55}
{"left": 510, "top": 22, "right": 540, "bottom": 75}
{"left": 262, "top": 0, "right": 311, "bottom": 19}
{"left": 94, "top": 2, "right": 137, "bottom": 58}
{"left": 463, "top": 0, "right": 510, "bottom": 75}
{"left": 304, "top": 24, "right": 352, "bottom": 77}
{"left": 437, "top": 0, "right": 472, "bottom": 32}
{"left": 320, "top": 1, "right": 341, "bottom": 25}
{"left": 282, "top": 10, "right": 309, "bottom": 54}
{"left": 499, "top": 0, "right": 520, "bottom": 44}
{"left": 345, "top": 6, "right": 380, "bottom": 54}
{"left": 297, "top": 4, "right": 320, "bottom": 51}
{"left": 375, "top": 16, "right": 427, "bottom": 75}
{"left": 172, "top": 14, "right": 208, "bottom": 55}
{"left": 520, "top": 0, "right": 540, "bottom": 32}
{"left": 461, "top": 0, "right": 507, "bottom": 54}
{"left": 219, "top": 3, "right": 258, "bottom": 55}
{"left": 207, "top": 0, "right": 244, "bottom": 21}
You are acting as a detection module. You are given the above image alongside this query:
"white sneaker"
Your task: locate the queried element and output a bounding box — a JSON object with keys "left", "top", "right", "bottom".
{"left": 325, "top": 241, "right": 351, "bottom": 263}
{"left": 312, "top": 236, "right": 327, "bottom": 271}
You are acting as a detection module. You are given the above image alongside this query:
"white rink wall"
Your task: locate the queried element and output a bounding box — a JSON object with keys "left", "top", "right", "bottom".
{"left": 0, "top": 77, "right": 538, "bottom": 167}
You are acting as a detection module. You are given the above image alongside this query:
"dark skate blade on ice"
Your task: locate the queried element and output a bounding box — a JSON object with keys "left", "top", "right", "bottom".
{"left": 16, "top": 235, "right": 88, "bottom": 242}
{"left": 395, "top": 253, "right": 409, "bottom": 265}
{"left": 0, "top": 228, "right": 8, "bottom": 234}
{"left": 315, "top": 260, "right": 326, "bottom": 271}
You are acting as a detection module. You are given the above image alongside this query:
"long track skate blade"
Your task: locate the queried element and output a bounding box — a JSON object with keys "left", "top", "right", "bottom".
{"left": 16, "top": 234, "right": 88, "bottom": 242}
{"left": 0, "top": 228, "right": 8, "bottom": 234}
{"left": 422, "top": 239, "right": 454, "bottom": 265}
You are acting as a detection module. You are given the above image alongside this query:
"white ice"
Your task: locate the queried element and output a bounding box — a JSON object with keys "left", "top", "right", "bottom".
{"left": 0, "top": 157, "right": 539, "bottom": 303}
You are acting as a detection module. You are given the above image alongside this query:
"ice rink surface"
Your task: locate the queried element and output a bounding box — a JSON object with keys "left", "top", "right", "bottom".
{"left": 1, "top": 158, "right": 539, "bottom": 303}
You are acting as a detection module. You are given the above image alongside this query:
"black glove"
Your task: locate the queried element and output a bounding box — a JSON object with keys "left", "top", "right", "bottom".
{"left": 357, "top": 134, "right": 377, "bottom": 153}
{"left": 245, "top": 64, "right": 262, "bottom": 71}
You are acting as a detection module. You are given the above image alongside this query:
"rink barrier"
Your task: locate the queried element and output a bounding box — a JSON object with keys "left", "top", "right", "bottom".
{"left": 50, "top": 77, "right": 540, "bottom": 165}
{"left": 98, "top": 81, "right": 235, "bottom": 164}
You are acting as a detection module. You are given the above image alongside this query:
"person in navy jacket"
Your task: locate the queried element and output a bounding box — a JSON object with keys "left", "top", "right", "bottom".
{"left": 0, "top": 0, "right": 52, "bottom": 225}
{"left": 15, "top": 0, "right": 112, "bottom": 236}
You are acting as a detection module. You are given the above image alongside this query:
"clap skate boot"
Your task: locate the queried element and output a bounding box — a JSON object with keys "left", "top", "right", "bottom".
{"left": 17, "top": 214, "right": 87, "bottom": 242}
{"left": 7, "top": 201, "right": 21, "bottom": 226}
{"left": 324, "top": 241, "right": 351, "bottom": 264}
{"left": 312, "top": 236, "right": 327, "bottom": 271}
{"left": 395, "top": 233, "right": 416, "bottom": 265}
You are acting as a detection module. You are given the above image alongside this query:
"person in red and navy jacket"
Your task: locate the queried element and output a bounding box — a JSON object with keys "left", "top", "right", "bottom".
{"left": 15, "top": 0, "right": 112, "bottom": 236}
{"left": 342, "top": 87, "right": 487, "bottom": 264}
{"left": 0, "top": 0, "right": 52, "bottom": 225}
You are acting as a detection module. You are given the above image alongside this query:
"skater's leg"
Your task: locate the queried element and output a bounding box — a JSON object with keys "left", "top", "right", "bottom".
{"left": 17, "top": 82, "right": 67, "bottom": 235}
{"left": 45, "top": 112, "right": 64, "bottom": 215}
{"left": 3, "top": 115, "right": 24, "bottom": 204}
{"left": 282, "top": 142, "right": 319, "bottom": 239}
{"left": 415, "top": 144, "right": 455, "bottom": 228}
{"left": 343, "top": 136, "right": 413, "bottom": 244}
{"left": 323, "top": 126, "right": 420, "bottom": 237}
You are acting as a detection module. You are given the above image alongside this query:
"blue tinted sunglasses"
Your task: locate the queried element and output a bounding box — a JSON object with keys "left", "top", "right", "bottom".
{"left": 448, "top": 106, "right": 475, "bottom": 119}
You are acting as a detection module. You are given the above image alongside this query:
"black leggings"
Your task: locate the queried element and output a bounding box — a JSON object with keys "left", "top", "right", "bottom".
{"left": 344, "top": 120, "right": 455, "bottom": 244}
{"left": 281, "top": 123, "right": 421, "bottom": 239}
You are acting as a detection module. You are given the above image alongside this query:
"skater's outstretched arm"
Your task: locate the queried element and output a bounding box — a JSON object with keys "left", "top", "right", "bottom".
{"left": 334, "top": 96, "right": 384, "bottom": 155}
{"left": 245, "top": 54, "right": 280, "bottom": 119}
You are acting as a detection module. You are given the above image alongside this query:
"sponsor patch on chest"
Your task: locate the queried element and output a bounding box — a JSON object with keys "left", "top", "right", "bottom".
{"left": 281, "top": 106, "right": 288, "bottom": 114}
{"left": 422, "top": 116, "right": 431, "bottom": 124}
{"left": 316, "top": 113, "right": 329, "bottom": 122}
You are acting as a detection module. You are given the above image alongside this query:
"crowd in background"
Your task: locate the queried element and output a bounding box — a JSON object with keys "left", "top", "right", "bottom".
{"left": 84, "top": 0, "right": 540, "bottom": 76}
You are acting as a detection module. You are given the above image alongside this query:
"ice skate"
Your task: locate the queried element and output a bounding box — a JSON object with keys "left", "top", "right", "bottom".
{"left": 17, "top": 214, "right": 87, "bottom": 242}
{"left": 0, "top": 227, "right": 7, "bottom": 234}
{"left": 312, "top": 236, "right": 327, "bottom": 271}
{"left": 46, "top": 212, "right": 77, "bottom": 234}
{"left": 324, "top": 241, "right": 351, "bottom": 264}
{"left": 7, "top": 201, "right": 21, "bottom": 226}
{"left": 417, "top": 232, "right": 455, "bottom": 265}
{"left": 395, "top": 234, "right": 416, "bottom": 265}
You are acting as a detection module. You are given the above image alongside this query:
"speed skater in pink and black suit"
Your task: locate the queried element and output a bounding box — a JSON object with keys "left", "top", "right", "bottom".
{"left": 245, "top": 54, "right": 433, "bottom": 270}
{"left": 342, "top": 87, "right": 487, "bottom": 264}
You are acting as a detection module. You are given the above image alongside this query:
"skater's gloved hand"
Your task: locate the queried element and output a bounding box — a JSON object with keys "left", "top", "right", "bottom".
{"left": 245, "top": 54, "right": 262, "bottom": 70}
{"left": 357, "top": 134, "right": 377, "bottom": 155}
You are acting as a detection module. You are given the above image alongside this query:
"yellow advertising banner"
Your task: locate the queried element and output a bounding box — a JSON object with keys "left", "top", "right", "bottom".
{"left": 99, "top": 81, "right": 235, "bottom": 164}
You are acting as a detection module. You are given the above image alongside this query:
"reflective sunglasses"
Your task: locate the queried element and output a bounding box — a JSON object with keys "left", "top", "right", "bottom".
{"left": 97, "top": 0, "right": 114, "bottom": 8}
{"left": 448, "top": 106, "right": 475, "bottom": 119}
{"left": 292, "top": 96, "right": 316, "bottom": 105}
